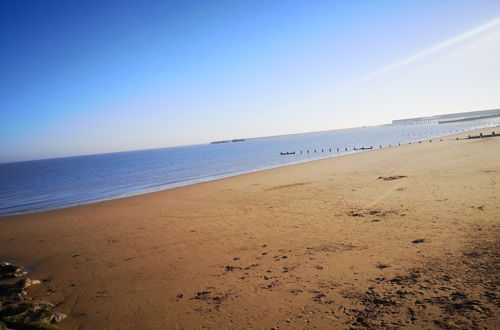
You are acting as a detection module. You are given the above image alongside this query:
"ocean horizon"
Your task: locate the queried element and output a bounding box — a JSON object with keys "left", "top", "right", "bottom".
{"left": 1, "top": 119, "right": 497, "bottom": 217}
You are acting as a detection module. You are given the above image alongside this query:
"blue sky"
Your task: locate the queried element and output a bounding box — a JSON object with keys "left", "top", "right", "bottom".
{"left": 1, "top": 0, "right": 500, "bottom": 162}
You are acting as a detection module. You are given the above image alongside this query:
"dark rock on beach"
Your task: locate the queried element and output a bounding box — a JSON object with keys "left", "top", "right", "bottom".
{"left": 0, "top": 262, "right": 66, "bottom": 330}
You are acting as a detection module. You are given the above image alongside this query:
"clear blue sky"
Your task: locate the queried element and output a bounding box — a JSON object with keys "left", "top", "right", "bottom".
{"left": 1, "top": 0, "right": 500, "bottom": 162}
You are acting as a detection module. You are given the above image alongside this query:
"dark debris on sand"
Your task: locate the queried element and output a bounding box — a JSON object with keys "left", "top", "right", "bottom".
{"left": 348, "top": 208, "right": 402, "bottom": 219}
{"left": 189, "top": 289, "right": 231, "bottom": 311}
{"left": 412, "top": 239, "right": 426, "bottom": 244}
{"left": 342, "top": 241, "right": 500, "bottom": 329}
{"left": 378, "top": 175, "right": 407, "bottom": 181}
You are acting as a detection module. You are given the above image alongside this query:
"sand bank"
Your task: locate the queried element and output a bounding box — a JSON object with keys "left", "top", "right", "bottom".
{"left": 1, "top": 129, "right": 499, "bottom": 329}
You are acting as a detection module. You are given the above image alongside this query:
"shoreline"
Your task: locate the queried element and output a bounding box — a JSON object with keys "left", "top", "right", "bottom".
{"left": 2, "top": 126, "right": 497, "bottom": 218}
{"left": 1, "top": 127, "right": 499, "bottom": 329}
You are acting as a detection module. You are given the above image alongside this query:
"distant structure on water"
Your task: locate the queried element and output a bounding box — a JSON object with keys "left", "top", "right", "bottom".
{"left": 211, "top": 138, "right": 246, "bottom": 144}
{"left": 210, "top": 140, "right": 230, "bottom": 144}
{"left": 392, "top": 109, "right": 500, "bottom": 126}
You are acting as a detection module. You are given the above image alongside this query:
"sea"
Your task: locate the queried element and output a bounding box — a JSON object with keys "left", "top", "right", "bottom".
{"left": 1, "top": 119, "right": 498, "bottom": 217}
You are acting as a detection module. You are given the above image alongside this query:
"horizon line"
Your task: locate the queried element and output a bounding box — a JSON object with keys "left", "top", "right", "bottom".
{"left": 1, "top": 107, "right": 498, "bottom": 165}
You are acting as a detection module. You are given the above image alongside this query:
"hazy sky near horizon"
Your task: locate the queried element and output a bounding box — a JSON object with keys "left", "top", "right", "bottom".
{"left": 1, "top": 1, "right": 500, "bottom": 162}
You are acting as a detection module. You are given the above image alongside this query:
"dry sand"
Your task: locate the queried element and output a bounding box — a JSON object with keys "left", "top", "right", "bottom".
{"left": 1, "top": 129, "right": 499, "bottom": 329}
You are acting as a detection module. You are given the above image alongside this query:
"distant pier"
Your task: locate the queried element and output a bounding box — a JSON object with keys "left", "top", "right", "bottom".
{"left": 392, "top": 108, "right": 500, "bottom": 126}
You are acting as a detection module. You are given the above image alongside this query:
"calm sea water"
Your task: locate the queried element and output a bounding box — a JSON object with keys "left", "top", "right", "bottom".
{"left": 0, "top": 120, "right": 497, "bottom": 216}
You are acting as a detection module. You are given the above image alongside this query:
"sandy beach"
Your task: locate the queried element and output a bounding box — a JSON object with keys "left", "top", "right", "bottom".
{"left": 1, "top": 129, "right": 499, "bottom": 329}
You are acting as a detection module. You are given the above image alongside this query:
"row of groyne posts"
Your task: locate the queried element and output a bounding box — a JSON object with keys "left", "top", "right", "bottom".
{"left": 403, "top": 127, "right": 482, "bottom": 137}
{"left": 463, "top": 131, "right": 498, "bottom": 140}
{"left": 280, "top": 130, "right": 497, "bottom": 155}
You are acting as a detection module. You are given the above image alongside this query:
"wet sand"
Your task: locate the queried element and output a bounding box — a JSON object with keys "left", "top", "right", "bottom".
{"left": 1, "top": 129, "right": 499, "bottom": 329}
